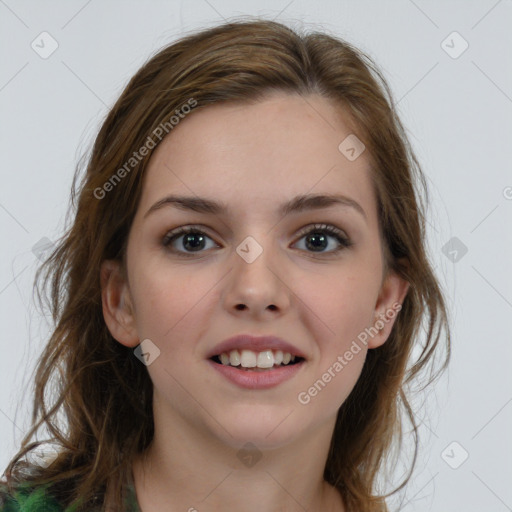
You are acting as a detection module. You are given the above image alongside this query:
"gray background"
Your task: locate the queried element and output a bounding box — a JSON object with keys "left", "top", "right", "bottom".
{"left": 1, "top": 1, "right": 511, "bottom": 510}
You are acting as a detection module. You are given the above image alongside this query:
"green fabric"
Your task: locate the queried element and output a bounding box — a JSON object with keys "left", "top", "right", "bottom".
{"left": 0, "top": 483, "right": 62, "bottom": 511}
{"left": 0, "top": 479, "right": 141, "bottom": 512}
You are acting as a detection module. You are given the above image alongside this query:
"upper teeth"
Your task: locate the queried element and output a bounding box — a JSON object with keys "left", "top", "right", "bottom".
{"left": 218, "top": 349, "right": 297, "bottom": 368}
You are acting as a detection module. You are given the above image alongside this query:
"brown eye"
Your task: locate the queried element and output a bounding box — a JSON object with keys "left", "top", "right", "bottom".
{"left": 162, "top": 226, "right": 219, "bottom": 256}
{"left": 293, "top": 224, "right": 352, "bottom": 254}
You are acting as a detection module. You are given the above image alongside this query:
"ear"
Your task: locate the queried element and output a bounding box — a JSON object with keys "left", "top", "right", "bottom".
{"left": 100, "top": 259, "right": 139, "bottom": 347}
{"left": 367, "top": 265, "right": 410, "bottom": 349}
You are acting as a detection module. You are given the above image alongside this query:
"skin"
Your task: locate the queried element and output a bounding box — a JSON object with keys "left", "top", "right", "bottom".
{"left": 101, "top": 91, "right": 409, "bottom": 511}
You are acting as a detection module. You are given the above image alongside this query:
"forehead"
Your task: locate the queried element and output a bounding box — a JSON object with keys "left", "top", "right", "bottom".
{"left": 137, "top": 92, "right": 377, "bottom": 223}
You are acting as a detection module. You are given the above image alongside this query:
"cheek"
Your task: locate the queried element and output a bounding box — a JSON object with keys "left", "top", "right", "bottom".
{"left": 296, "top": 260, "right": 380, "bottom": 411}
{"left": 298, "top": 268, "right": 380, "bottom": 350}
{"left": 130, "top": 263, "right": 215, "bottom": 344}
{"left": 297, "top": 341, "right": 367, "bottom": 414}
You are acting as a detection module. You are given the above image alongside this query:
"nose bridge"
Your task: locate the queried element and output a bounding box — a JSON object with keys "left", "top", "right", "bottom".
{"left": 234, "top": 232, "right": 278, "bottom": 286}
{"left": 224, "top": 231, "right": 290, "bottom": 314}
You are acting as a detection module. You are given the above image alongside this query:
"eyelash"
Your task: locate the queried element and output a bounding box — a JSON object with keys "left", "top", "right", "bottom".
{"left": 162, "top": 223, "right": 352, "bottom": 258}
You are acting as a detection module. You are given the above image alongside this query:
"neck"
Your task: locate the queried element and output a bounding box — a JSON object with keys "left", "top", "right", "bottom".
{"left": 132, "top": 395, "right": 344, "bottom": 511}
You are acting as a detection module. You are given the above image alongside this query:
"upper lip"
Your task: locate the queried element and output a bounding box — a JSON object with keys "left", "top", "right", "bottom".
{"left": 207, "top": 334, "right": 306, "bottom": 360}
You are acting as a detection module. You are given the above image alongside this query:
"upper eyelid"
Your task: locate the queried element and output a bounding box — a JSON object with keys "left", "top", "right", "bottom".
{"left": 294, "top": 223, "right": 348, "bottom": 238}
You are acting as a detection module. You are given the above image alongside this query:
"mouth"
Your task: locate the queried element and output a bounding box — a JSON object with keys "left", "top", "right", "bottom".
{"left": 206, "top": 334, "right": 307, "bottom": 389}
{"left": 210, "top": 349, "right": 305, "bottom": 372}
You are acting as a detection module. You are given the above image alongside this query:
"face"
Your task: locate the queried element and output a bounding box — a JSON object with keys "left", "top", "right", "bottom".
{"left": 102, "top": 92, "right": 408, "bottom": 450}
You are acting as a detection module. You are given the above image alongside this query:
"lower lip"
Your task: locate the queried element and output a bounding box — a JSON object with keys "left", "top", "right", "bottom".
{"left": 207, "top": 359, "right": 305, "bottom": 389}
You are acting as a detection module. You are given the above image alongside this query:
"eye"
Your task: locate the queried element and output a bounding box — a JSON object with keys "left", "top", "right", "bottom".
{"left": 162, "top": 225, "right": 219, "bottom": 256}
{"left": 292, "top": 223, "right": 352, "bottom": 255}
{"left": 162, "top": 223, "right": 352, "bottom": 257}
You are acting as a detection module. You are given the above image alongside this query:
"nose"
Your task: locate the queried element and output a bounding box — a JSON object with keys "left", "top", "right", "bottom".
{"left": 222, "top": 236, "right": 291, "bottom": 319}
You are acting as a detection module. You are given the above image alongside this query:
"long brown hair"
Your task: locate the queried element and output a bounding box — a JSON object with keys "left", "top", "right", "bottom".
{"left": 1, "top": 18, "right": 450, "bottom": 511}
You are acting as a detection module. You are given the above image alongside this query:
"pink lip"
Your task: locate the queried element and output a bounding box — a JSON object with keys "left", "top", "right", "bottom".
{"left": 206, "top": 334, "right": 307, "bottom": 390}
{"left": 207, "top": 359, "right": 305, "bottom": 389}
{"left": 206, "top": 334, "right": 306, "bottom": 360}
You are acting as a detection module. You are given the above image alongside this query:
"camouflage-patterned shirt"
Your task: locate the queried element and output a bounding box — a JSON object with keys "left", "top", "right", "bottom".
{"left": 0, "top": 478, "right": 141, "bottom": 512}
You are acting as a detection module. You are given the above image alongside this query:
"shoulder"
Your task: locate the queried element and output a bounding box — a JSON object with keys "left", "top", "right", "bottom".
{"left": 0, "top": 481, "right": 64, "bottom": 512}
{"left": 1, "top": 481, "right": 140, "bottom": 512}
{"left": 0, "top": 477, "right": 140, "bottom": 512}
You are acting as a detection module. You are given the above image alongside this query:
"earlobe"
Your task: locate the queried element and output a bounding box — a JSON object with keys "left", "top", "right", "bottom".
{"left": 100, "top": 260, "right": 139, "bottom": 347}
{"left": 367, "top": 268, "right": 410, "bottom": 349}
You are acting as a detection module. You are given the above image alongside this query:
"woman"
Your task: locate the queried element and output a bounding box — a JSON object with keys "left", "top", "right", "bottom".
{"left": 1, "top": 18, "right": 450, "bottom": 512}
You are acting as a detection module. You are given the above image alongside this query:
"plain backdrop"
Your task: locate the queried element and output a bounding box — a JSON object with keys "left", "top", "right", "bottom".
{"left": 1, "top": 1, "right": 511, "bottom": 510}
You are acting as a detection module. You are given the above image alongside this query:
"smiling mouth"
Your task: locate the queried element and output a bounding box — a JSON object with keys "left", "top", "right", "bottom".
{"left": 210, "top": 349, "right": 304, "bottom": 371}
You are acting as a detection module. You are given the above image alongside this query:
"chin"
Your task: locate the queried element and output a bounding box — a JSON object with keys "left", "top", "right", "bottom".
{"left": 204, "top": 405, "right": 305, "bottom": 450}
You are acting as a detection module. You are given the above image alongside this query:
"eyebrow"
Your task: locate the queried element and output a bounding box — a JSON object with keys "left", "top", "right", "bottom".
{"left": 144, "top": 193, "right": 367, "bottom": 220}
